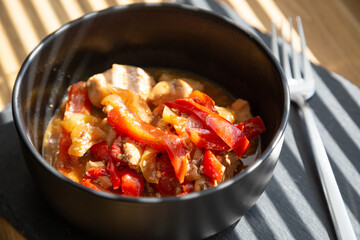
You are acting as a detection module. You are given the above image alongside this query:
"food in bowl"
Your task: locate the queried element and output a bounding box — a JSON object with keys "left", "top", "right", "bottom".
{"left": 42, "top": 64, "right": 266, "bottom": 197}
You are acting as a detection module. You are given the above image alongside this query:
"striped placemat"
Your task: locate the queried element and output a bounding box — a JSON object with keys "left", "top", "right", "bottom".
{"left": 191, "top": 1, "right": 360, "bottom": 239}
{"left": 0, "top": 1, "right": 359, "bottom": 239}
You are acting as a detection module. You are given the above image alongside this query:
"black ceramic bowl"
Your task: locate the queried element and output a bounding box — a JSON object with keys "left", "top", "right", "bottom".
{"left": 12, "top": 3, "right": 289, "bottom": 240}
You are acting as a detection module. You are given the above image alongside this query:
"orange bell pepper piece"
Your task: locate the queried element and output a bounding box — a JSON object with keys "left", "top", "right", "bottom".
{"left": 188, "top": 90, "right": 217, "bottom": 112}
{"left": 107, "top": 107, "right": 189, "bottom": 184}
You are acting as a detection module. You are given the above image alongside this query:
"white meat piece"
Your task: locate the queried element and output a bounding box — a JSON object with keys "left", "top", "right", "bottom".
{"left": 215, "top": 106, "right": 236, "bottom": 123}
{"left": 87, "top": 64, "right": 155, "bottom": 107}
{"left": 230, "top": 98, "right": 253, "bottom": 123}
{"left": 96, "top": 176, "right": 113, "bottom": 188}
{"left": 158, "top": 73, "right": 204, "bottom": 92}
{"left": 147, "top": 79, "right": 193, "bottom": 106}
{"left": 220, "top": 151, "right": 243, "bottom": 180}
{"left": 122, "top": 137, "right": 145, "bottom": 170}
{"left": 85, "top": 161, "right": 105, "bottom": 171}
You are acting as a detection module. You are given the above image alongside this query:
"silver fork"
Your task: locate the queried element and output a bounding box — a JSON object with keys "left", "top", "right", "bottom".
{"left": 271, "top": 17, "right": 357, "bottom": 240}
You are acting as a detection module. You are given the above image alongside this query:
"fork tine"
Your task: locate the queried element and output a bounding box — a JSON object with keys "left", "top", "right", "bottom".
{"left": 271, "top": 21, "right": 279, "bottom": 61}
{"left": 290, "top": 18, "right": 301, "bottom": 81}
{"left": 296, "top": 16, "right": 312, "bottom": 81}
{"left": 281, "top": 20, "right": 292, "bottom": 81}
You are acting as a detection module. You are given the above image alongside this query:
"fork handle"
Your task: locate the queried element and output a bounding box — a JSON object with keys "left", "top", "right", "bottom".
{"left": 300, "top": 102, "right": 357, "bottom": 240}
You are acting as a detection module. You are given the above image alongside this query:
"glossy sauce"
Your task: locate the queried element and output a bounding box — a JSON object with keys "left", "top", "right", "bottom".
{"left": 42, "top": 68, "right": 261, "bottom": 195}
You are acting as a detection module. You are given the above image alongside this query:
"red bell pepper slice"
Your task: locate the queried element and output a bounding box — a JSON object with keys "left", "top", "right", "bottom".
{"left": 82, "top": 166, "right": 109, "bottom": 191}
{"left": 90, "top": 141, "right": 110, "bottom": 163}
{"left": 189, "top": 90, "right": 217, "bottom": 112}
{"left": 238, "top": 116, "right": 266, "bottom": 140}
{"left": 90, "top": 141, "right": 122, "bottom": 190}
{"left": 179, "top": 181, "right": 194, "bottom": 196}
{"left": 152, "top": 153, "right": 182, "bottom": 196}
{"left": 107, "top": 107, "right": 189, "bottom": 183}
{"left": 82, "top": 179, "right": 100, "bottom": 191}
{"left": 64, "top": 81, "right": 91, "bottom": 119}
{"left": 165, "top": 99, "right": 249, "bottom": 158}
{"left": 118, "top": 168, "right": 144, "bottom": 197}
{"left": 85, "top": 166, "right": 109, "bottom": 178}
{"left": 156, "top": 152, "right": 174, "bottom": 171}
{"left": 186, "top": 116, "right": 265, "bottom": 151}
{"left": 109, "top": 135, "right": 128, "bottom": 166}
{"left": 186, "top": 128, "right": 229, "bottom": 151}
{"left": 153, "top": 170, "right": 181, "bottom": 196}
{"left": 107, "top": 155, "right": 122, "bottom": 190}
{"left": 90, "top": 141, "right": 143, "bottom": 193}
{"left": 202, "top": 150, "right": 225, "bottom": 182}
{"left": 57, "top": 82, "right": 91, "bottom": 170}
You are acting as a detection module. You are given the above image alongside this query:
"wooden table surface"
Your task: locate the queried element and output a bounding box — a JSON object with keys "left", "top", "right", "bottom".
{"left": 0, "top": 0, "right": 359, "bottom": 239}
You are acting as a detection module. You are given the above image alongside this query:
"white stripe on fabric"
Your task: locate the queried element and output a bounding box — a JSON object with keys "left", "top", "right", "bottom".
{"left": 255, "top": 192, "right": 294, "bottom": 239}
{"left": 331, "top": 72, "right": 360, "bottom": 109}
{"left": 313, "top": 70, "right": 360, "bottom": 147}
{"left": 313, "top": 113, "right": 360, "bottom": 194}
{"left": 283, "top": 124, "right": 305, "bottom": 170}
{"left": 348, "top": 208, "right": 360, "bottom": 237}
{"left": 237, "top": 217, "right": 259, "bottom": 239}
{"left": 274, "top": 160, "right": 329, "bottom": 238}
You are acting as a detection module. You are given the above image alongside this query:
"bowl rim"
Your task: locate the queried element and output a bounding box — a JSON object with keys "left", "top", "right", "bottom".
{"left": 12, "top": 2, "right": 290, "bottom": 203}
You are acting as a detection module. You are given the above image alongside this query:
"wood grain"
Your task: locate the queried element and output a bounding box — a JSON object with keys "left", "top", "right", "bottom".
{"left": 0, "top": 0, "right": 359, "bottom": 239}
{"left": 0, "top": 217, "right": 25, "bottom": 240}
{"left": 224, "top": 0, "right": 360, "bottom": 88}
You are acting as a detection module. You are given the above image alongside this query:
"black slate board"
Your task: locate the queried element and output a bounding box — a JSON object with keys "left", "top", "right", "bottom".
{"left": 0, "top": 105, "right": 90, "bottom": 239}
{"left": 1, "top": 1, "right": 360, "bottom": 239}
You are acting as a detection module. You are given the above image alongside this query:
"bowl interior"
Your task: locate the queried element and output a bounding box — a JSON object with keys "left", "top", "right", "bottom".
{"left": 13, "top": 3, "right": 287, "bottom": 188}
